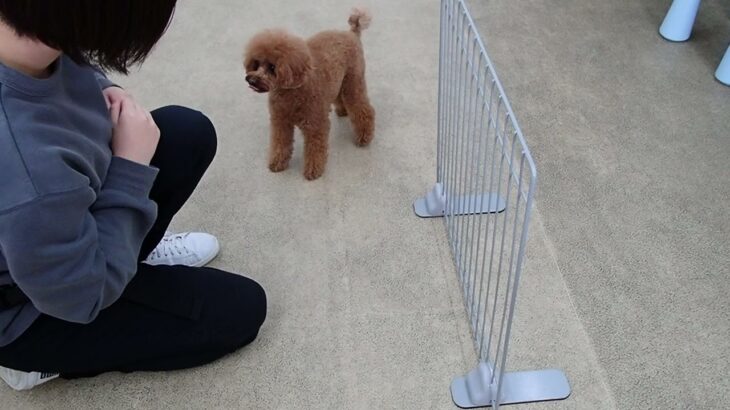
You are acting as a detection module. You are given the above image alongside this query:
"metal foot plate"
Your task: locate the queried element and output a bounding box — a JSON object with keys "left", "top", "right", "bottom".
{"left": 414, "top": 184, "right": 506, "bottom": 218}
{"left": 451, "top": 368, "right": 571, "bottom": 408}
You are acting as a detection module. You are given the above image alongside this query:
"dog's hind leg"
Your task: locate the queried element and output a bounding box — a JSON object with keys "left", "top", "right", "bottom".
{"left": 300, "top": 115, "right": 331, "bottom": 180}
{"left": 334, "top": 92, "right": 348, "bottom": 117}
{"left": 341, "top": 70, "right": 375, "bottom": 146}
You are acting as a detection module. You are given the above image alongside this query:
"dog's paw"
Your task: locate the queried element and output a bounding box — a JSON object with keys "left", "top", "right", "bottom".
{"left": 269, "top": 159, "right": 290, "bottom": 173}
{"left": 355, "top": 133, "right": 374, "bottom": 147}
{"left": 303, "top": 165, "right": 325, "bottom": 180}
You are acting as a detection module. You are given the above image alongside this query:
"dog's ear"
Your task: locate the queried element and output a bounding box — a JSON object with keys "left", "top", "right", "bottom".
{"left": 243, "top": 54, "right": 257, "bottom": 72}
{"left": 276, "top": 40, "right": 312, "bottom": 89}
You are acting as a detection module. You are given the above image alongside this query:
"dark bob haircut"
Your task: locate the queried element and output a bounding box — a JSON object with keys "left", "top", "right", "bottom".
{"left": 0, "top": 0, "right": 177, "bottom": 74}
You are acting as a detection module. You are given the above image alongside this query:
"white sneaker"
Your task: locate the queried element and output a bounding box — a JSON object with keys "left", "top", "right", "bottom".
{"left": 143, "top": 231, "right": 220, "bottom": 267}
{"left": 0, "top": 366, "right": 58, "bottom": 391}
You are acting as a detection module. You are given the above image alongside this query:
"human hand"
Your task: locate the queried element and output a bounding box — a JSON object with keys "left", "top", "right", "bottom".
{"left": 102, "top": 86, "right": 128, "bottom": 109}
{"left": 109, "top": 97, "right": 160, "bottom": 166}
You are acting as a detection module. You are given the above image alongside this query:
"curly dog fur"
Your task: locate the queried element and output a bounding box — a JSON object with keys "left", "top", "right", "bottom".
{"left": 244, "top": 8, "right": 375, "bottom": 180}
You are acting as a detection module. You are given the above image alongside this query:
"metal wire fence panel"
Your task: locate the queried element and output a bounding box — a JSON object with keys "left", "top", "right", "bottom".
{"left": 414, "top": 1, "right": 570, "bottom": 408}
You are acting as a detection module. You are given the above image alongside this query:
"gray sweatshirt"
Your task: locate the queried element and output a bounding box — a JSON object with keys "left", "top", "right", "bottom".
{"left": 0, "top": 56, "right": 159, "bottom": 346}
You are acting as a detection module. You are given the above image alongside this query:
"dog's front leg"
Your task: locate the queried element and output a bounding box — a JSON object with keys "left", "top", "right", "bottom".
{"left": 269, "top": 120, "right": 295, "bottom": 173}
{"left": 300, "top": 116, "right": 331, "bottom": 180}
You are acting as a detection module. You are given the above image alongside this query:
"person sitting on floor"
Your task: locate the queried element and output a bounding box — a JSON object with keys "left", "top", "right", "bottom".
{"left": 0, "top": 0, "right": 266, "bottom": 390}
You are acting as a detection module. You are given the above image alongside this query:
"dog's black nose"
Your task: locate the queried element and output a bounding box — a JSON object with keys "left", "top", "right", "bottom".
{"left": 245, "top": 75, "right": 256, "bottom": 84}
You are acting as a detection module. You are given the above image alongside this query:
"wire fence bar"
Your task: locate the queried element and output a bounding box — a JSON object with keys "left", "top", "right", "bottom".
{"left": 413, "top": 1, "right": 570, "bottom": 407}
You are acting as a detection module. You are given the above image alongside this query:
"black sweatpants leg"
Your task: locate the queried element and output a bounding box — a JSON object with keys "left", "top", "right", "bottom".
{"left": 0, "top": 106, "right": 266, "bottom": 378}
{"left": 141, "top": 105, "right": 219, "bottom": 259}
{"left": 0, "top": 265, "right": 266, "bottom": 378}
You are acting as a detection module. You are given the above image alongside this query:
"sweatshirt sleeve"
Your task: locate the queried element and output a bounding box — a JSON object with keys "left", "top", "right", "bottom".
{"left": 0, "top": 157, "right": 158, "bottom": 323}
{"left": 92, "top": 67, "right": 118, "bottom": 90}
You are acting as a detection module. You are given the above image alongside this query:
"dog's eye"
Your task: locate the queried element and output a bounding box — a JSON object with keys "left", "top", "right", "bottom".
{"left": 268, "top": 64, "right": 276, "bottom": 74}
{"left": 252, "top": 60, "right": 260, "bottom": 70}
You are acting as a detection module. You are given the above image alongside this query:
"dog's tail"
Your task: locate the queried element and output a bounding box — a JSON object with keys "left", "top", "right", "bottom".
{"left": 348, "top": 7, "right": 372, "bottom": 36}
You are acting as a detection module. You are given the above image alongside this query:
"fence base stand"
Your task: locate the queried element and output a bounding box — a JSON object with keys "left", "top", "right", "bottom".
{"left": 414, "top": 183, "right": 506, "bottom": 218}
{"left": 451, "top": 362, "right": 571, "bottom": 408}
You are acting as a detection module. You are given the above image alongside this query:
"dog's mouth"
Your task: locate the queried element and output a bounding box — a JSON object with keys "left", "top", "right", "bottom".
{"left": 249, "top": 83, "right": 269, "bottom": 93}
{"left": 246, "top": 76, "right": 270, "bottom": 93}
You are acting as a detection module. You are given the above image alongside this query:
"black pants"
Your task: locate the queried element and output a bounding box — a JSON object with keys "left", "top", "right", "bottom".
{"left": 0, "top": 106, "right": 266, "bottom": 378}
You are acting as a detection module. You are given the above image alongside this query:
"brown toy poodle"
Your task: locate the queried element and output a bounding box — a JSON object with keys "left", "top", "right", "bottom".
{"left": 244, "top": 9, "right": 375, "bottom": 180}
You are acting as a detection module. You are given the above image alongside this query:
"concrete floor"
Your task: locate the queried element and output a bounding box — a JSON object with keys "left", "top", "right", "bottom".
{"left": 470, "top": 0, "right": 730, "bottom": 408}
{"left": 1, "top": 0, "right": 727, "bottom": 409}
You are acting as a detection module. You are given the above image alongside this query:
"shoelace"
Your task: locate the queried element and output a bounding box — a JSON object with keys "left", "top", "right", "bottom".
{"left": 150, "top": 233, "right": 191, "bottom": 259}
